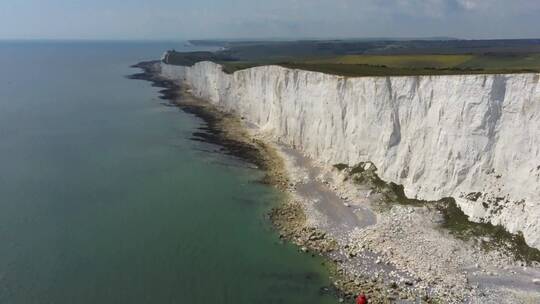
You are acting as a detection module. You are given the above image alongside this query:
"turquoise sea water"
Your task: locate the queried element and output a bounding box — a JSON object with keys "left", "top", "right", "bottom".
{"left": 0, "top": 41, "right": 336, "bottom": 304}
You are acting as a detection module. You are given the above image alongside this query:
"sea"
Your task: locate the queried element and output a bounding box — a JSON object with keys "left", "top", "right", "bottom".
{"left": 0, "top": 41, "right": 336, "bottom": 304}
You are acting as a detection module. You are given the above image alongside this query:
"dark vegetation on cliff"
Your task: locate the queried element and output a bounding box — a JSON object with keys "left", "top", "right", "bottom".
{"left": 165, "top": 39, "right": 540, "bottom": 76}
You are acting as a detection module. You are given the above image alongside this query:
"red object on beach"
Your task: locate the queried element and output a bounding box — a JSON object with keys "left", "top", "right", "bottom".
{"left": 356, "top": 293, "right": 367, "bottom": 304}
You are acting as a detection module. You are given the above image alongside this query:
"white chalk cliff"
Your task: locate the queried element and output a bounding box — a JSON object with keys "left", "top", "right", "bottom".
{"left": 157, "top": 61, "right": 540, "bottom": 250}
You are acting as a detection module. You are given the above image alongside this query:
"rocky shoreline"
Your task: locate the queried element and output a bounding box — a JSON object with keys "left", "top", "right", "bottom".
{"left": 129, "top": 62, "right": 267, "bottom": 170}
{"left": 129, "top": 61, "right": 397, "bottom": 303}
{"left": 130, "top": 61, "right": 540, "bottom": 304}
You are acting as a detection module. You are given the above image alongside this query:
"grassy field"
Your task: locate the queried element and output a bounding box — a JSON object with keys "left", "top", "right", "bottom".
{"left": 304, "top": 54, "right": 475, "bottom": 68}
{"left": 219, "top": 53, "right": 540, "bottom": 76}
{"left": 280, "top": 53, "right": 540, "bottom": 76}
{"left": 219, "top": 61, "right": 540, "bottom": 77}
{"left": 166, "top": 39, "right": 540, "bottom": 77}
{"left": 461, "top": 53, "right": 540, "bottom": 70}
{"left": 307, "top": 53, "right": 540, "bottom": 71}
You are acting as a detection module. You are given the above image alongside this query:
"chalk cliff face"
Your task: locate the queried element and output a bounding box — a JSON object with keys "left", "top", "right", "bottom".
{"left": 158, "top": 61, "right": 540, "bottom": 250}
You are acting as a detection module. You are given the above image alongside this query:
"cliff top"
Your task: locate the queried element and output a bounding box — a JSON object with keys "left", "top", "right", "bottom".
{"left": 164, "top": 39, "right": 540, "bottom": 77}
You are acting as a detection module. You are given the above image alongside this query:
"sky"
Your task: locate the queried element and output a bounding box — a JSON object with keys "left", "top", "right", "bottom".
{"left": 1, "top": 0, "right": 539, "bottom": 40}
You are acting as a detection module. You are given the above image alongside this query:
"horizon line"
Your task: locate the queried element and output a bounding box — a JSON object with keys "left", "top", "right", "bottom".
{"left": 1, "top": 36, "right": 540, "bottom": 43}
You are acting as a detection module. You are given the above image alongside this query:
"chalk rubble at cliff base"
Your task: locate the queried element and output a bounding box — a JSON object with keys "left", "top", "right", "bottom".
{"left": 274, "top": 140, "right": 539, "bottom": 303}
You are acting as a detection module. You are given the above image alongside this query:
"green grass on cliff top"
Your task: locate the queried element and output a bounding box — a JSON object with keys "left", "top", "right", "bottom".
{"left": 218, "top": 53, "right": 540, "bottom": 77}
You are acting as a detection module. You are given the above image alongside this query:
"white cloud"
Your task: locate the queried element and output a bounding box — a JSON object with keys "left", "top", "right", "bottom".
{"left": 456, "top": 0, "right": 540, "bottom": 13}
{"left": 456, "top": 0, "right": 480, "bottom": 10}
{"left": 395, "top": 0, "right": 448, "bottom": 17}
